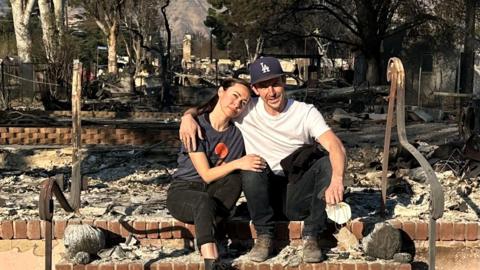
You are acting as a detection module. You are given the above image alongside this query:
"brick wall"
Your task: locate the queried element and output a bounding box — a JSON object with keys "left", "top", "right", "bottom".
{"left": 0, "top": 127, "right": 179, "bottom": 146}
{"left": 1, "top": 219, "right": 479, "bottom": 242}
{"left": 55, "top": 261, "right": 412, "bottom": 270}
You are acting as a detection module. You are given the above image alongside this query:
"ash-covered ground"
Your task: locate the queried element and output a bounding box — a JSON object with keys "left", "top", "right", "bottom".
{"left": 1, "top": 120, "right": 478, "bottom": 267}
{"left": 1, "top": 120, "right": 477, "bottom": 222}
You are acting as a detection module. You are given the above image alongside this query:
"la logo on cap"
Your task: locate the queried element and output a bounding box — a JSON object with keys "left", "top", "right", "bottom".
{"left": 260, "top": 62, "right": 270, "bottom": 73}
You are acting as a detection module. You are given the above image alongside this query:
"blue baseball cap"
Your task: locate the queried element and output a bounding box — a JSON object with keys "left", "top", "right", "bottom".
{"left": 249, "top": 57, "right": 284, "bottom": 85}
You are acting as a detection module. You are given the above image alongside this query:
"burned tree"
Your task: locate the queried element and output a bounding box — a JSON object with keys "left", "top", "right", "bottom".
{"left": 120, "top": 0, "right": 172, "bottom": 105}
{"left": 9, "top": 0, "right": 36, "bottom": 63}
{"left": 460, "top": 0, "right": 476, "bottom": 94}
{"left": 75, "top": 0, "right": 125, "bottom": 74}
{"left": 205, "top": 0, "right": 437, "bottom": 85}
{"left": 285, "top": 0, "right": 437, "bottom": 85}
{"left": 160, "top": 0, "right": 172, "bottom": 105}
{"left": 204, "top": 0, "right": 289, "bottom": 61}
{"left": 121, "top": 0, "right": 161, "bottom": 89}
{"left": 38, "top": 0, "right": 65, "bottom": 63}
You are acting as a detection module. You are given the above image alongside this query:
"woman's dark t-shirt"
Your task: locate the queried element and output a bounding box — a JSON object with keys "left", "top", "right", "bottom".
{"left": 173, "top": 114, "right": 245, "bottom": 182}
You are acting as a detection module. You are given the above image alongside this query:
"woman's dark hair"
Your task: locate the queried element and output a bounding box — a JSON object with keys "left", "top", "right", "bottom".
{"left": 197, "top": 78, "right": 251, "bottom": 115}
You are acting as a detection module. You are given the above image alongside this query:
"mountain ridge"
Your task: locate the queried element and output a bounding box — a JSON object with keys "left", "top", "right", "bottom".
{"left": 0, "top": 0, "right": 211, "bottom": 42}
{"left": 167, "top": 0, "right": 210, "bottom": 42}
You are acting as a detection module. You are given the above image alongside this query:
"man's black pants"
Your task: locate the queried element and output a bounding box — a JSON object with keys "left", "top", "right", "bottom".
{"left": 242, "top": 157, "right": 332, "bottom": 238}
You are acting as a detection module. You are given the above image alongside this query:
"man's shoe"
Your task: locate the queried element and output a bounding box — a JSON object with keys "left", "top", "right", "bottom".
{"left": 248, "top": 235, "right": 273, "bottom": 262}
{"left": 303, "top": 236, "right": 322, "bottom": 263}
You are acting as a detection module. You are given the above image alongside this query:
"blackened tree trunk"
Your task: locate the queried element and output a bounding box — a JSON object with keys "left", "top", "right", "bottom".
{"left": 160, "top": 0, "right": 171, "bottom": 106}
{"left": 355, "top": 0, "right": 384, "bottom": 85}
{"left": 461, "top": 0, "right": 476, "bottom": 94}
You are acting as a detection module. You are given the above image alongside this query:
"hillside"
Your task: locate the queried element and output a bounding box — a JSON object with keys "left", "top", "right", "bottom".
{"left": 0, "top": 0, "right": 210, "bottom": 42}
{"left": 0, "top": 0, "right": 9, "bottom": 16}
{"left": 167, "top": 0, "right": 210, "bottom": 42}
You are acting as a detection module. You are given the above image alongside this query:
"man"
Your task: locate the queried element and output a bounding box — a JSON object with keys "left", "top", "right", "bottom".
{"left": 180, "top": 57, "right": 346, "bottom": 263}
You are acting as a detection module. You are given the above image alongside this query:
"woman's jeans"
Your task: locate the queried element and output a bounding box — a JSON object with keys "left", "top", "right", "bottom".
{"left": 242, "top": 156, "right": 332, "bottom": 238}
{"left": 166, "top": 172, "right": 242, "bottom": 246}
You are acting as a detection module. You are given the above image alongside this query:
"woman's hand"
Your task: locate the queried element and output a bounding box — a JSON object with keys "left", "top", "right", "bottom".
{"left": 179, "top": 114, "right": 203, "bottom": 152}
{"left": 235, "top": 154, "right": 267, "bottom": 172}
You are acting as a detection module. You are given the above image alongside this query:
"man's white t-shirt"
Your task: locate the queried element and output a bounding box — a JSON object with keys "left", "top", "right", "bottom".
{"left": 234, "top": 97, "right": 330, "bottom": 175}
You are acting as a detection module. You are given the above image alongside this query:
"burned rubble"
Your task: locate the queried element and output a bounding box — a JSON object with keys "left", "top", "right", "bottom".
{"left": 1, "top": 110, "right": 480, "bottom": 266}
{"left": 1, "top": 61, "right": 479, "bottom": 267}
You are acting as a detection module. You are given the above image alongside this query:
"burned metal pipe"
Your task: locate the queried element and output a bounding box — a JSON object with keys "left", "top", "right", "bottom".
{"left": 383, "top": 57, "right": 444, "bottom": 269}
{"left": 39, "top": 175, "right": 76, "bottom": 270}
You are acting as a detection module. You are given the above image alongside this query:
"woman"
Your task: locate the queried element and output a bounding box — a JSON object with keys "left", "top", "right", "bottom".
{"left": 167, "top": 78, "right": 265, "bottom": 270}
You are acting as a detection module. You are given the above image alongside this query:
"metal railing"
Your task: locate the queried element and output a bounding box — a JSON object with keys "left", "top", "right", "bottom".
{"left": 381, "top": 57, "right": 444, "bottom": 269}
{"left": 39, "top": 175, "right": 77, "bottom": 270}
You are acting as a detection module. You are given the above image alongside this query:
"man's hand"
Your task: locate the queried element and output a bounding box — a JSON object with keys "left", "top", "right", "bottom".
{"left": 179, "top": 114, "right": 203, "bottom": 152}
{"left": 324, "top": 178, "right": 344, "bottom": 205}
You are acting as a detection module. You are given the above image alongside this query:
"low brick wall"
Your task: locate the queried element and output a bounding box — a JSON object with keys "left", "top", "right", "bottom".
{"left": 55, "top": 261, "right": 412, "bottom": 270}
{"left": 46, "top": 111, "right": 182, "bottom": 119}
{"left": 4, "top": 218, "right": 478, "bottom": 270}
{"left": 1, "top": 219, "right": 479, "bottom": 242}
{"left": 0, "top": 127, "right": 179, "bottom": 145}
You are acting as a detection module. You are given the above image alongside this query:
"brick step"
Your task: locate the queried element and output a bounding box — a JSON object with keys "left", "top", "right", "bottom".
{"left": 1, "top": 219, "right": 479, "bottom": 242}
{"left": 55, "top": 261, "right": 412, "bottom": 270}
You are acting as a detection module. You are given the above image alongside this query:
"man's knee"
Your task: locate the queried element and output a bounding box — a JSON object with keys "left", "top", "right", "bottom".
{"left": 313, "top": 156, "right": 332, "bottom": 174}
{"left": 242, "top": 170, "right": 268, "bottom": 190}
{"left": 307, "top": 157, "right": 332, "bottom": 186}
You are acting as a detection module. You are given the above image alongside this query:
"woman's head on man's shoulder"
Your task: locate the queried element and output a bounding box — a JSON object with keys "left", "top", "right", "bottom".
{"left": 198, "top": 78, "right": 252, "bottom": 118}
{"left": 217, "top": 78, "right": 251, "bottom": 118}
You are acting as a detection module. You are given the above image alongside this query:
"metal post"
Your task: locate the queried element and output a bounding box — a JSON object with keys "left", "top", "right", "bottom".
{"left": 40, "top": 177, "right": 76, "bottom": 270}
{"left": 381, "top": 63, "right": 397, "bottom": 216}
{"left": 317, "top": 57, "right": 322, "bottom": 80}
{"left": 32, "top": 63, "right": 35, "bottom": 104}
{"left": 429, "top": 217, "right": 436, "bottom": 269}
{"left": 45, "top": 220, "right": 52, "bottom": 270}
{"left": 387, "top": 58, "right": 444, "bottom": 270}
{"left": 96, "top": 48, "right": 99, "bottom": 78}
{"left": 418, "top": 56, "right": 423, "bottom": 106}
{"left": 457, "top": 57, "right": 462, "bottom": 93}
{"left": 0, "top": 61, "right": 5, "bottom": 108}
{"left": 456, "top": 58, "right": 462, "bottom": 112}
{"left": 210, "top": 31, "right": 213, "bottom": 63}
{"left": 304, "top": 38, "right": 308, "bottom": 81}
{"left": 215, "top": 59, "right": 218, "bottom": 86}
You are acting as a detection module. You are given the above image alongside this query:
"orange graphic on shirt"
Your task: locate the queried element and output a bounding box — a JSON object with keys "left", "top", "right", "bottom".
{"left": 214, "top": 143, "right": 229, "bottom": 166}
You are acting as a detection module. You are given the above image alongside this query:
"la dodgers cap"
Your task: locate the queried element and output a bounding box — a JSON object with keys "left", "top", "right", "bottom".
{"left": 249, "top": 57, "right": 284, "bottom": 85}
